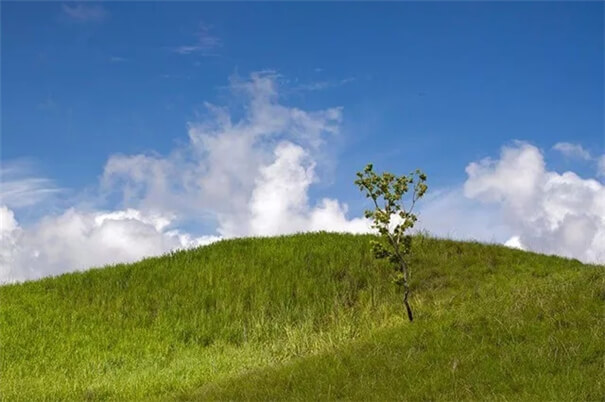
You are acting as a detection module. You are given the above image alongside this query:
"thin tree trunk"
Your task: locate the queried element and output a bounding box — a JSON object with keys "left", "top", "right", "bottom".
{"left": 401, "top": 262, "right": 413, "bottom": 322}
{"left": 383, "top": 219, "right": 414, "bottom": 322}
{"left": 403, "top": 283, "right": 413, "bottom": 322}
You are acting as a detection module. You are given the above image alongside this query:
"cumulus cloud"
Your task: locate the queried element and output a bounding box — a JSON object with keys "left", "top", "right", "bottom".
{"left": 242, "top": 142, "right": 369, "bottom": 236}
{"left": 102, "top": 71, "right": 353, "bottom": 239}
{"left": 553, "top": 142, "right": 592, "bottom": 160}
{"left": 0, "top": 206, "right": 219, "bottom": 283}
{"left": 464, "top": 142, "right": 605, "bottom": 263}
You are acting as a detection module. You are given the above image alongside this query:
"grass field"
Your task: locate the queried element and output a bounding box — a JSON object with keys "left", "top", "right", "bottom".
{"left": 1, "top": 232, "right": 603, "bottom": 401}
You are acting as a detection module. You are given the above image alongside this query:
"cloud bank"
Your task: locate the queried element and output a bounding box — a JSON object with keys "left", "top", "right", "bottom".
{"left": 0, "top": 206, "right": 218, "bottom": 283}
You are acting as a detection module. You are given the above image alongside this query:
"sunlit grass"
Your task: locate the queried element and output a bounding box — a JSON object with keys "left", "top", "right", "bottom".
{"left": 1, "top": 232, "right": 603, "bottom": 401}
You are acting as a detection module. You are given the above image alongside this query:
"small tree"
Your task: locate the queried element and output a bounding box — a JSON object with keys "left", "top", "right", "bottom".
{"left": 355, "top": 164, "right": 427, "bottom": 322}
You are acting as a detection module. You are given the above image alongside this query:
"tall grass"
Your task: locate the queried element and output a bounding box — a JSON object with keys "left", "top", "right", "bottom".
{"left": 1, "top": 233, "right": 603, "bottom": 401}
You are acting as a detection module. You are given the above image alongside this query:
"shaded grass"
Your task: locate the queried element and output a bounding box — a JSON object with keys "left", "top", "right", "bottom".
{"left": 1, "top": 232, "right": 603, "bottom": 401}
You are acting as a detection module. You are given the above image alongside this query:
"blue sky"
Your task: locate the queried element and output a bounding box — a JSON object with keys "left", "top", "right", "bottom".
{"left": 1, "top": 2, "right": 604, "bottom": 281}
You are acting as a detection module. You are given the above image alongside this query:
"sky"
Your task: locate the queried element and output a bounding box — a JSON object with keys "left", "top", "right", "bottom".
{"left": 1, "top": 2, "right": 604, "bottom": 282}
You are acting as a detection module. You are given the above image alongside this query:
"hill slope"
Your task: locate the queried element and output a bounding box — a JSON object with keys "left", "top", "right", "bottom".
{"left": 1, "top": 233, "right": 603, "bottom": 401}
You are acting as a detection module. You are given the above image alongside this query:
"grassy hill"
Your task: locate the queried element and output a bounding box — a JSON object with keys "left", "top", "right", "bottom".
{"left": 1, "top": 232, "right": 603, "bottom": 401}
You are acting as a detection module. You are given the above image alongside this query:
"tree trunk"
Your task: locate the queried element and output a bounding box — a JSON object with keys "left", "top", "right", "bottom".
{"left": 401, "top": 262, "right": 413, "bottom": 322}
{"left": 403, "top": 287, "right": 413, "bottom": 322}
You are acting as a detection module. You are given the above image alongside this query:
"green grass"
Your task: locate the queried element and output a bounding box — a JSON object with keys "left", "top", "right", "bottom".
{"left": 1, "top": 232, "right": 603, "bottom": 401}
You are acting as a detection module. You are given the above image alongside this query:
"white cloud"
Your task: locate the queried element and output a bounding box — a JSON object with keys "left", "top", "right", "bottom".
{"left": 238, "top": 141, "right": 370, "bottom": 237}
{"left": 102, "top": 153, "right": 180, "bottom": 213}
{"left": 0, "top": 206, "right": 219, "bottom": 283}
{"left": 61, "top": 3, "right": 107, "bottom": 23}
{"left": 504, "top": 236, "right": 524, "bottom": 250}
{"left": 246, "top": 142, "right": 315, "bottom": 236}
{"left": 102, "top": 72, "right": 347, "bottom": 237}
{"left": 464, "top": 142, "right": 605, "bottom": 263}
{"left": 0, "top": 207, "right": 22, "bottom": 281}
{"left": 465, "top": 142, "right": 545, "bottom": 210}
{"left": 553, "top": 142, "right": 592, "bottom": 160}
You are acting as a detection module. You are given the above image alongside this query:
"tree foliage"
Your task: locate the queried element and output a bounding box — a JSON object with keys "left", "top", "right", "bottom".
{"left": 355, "top": 164, "right": 427, "bottom": 321}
